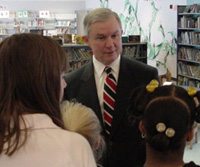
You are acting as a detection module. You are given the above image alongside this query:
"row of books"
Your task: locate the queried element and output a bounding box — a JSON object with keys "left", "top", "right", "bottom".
{"left": 0, "top": 28, "right": 21, "bottom": 34}
{"left": 68, "top": 60, "right": 90, "bottom": 72}
{"left": 0, "top": 29, "right": 8, "bottom": 35}
{"left": 183, "top": 4, "right": 200, "bottom": 13}
{"left": 178, "top": 47, "right": 200, "bottom": 62}
{"left": 67, "top": 48, "right": 92, "bottom": 61}
{"left": 178, "top": 61, "right": 200, "bottom": 79}
{"left": 179, "top": 31, "right": 200, "bottom": 45}
{"left": 179, "top": 16, "right": 200, "bottom": 29}
{"left": 67, "top": 46, "right": 144, "bottom": 61}
{"left": 178, "top": 76, "right": 200, "bottom": 88}
{"left": 28, "top": 19, "right": 74, "bottom": 28}
{"left": 122, "top": 46, "right": 143, "bottom": 59}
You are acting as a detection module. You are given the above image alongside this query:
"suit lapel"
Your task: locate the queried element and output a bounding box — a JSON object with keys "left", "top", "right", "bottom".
{"left": 80, "top": 62, "right": 104, "bottom": 127}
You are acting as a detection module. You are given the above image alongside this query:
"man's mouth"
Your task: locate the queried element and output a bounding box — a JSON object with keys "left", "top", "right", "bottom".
{"left": 104, "top": 51, "right": 115, "bottom": 54}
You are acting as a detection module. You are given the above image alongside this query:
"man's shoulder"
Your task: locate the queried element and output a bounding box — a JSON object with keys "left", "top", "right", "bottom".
{"left": 121, "top": 56, "right": 157, "bottom": 71}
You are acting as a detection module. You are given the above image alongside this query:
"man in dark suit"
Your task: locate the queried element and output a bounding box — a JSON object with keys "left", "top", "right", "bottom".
{"left": 64, "top": 8, "right": 158, "bottom": 167}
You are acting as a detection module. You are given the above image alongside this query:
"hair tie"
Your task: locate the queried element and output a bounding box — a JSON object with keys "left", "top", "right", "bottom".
{"left": 156, "top": 122, "right": 166, "bottom": 132}
{"left": 187, "top": 86, "right": 197, "bottom": 96}
{"left": 156, "top": 122, "right": 175, "bottom": 138}
{"left": 187, "top": 86, "right": 200, "bottom": 108}
{"left": 165, "top": 128, "right": 175, "bottom": 138}
{"left": 193, "top": 97, "right": 200, "bottom": 108}
{"left": 146, "top": 79, "right": 159, "bottom": 93}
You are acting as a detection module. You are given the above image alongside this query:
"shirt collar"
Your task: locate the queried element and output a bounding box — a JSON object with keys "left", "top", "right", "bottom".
{"left": 18, "top": 113, "right": 60, "bottom": 130}
{"left": 93, "top": 55, "right": 121, "bottom": 78}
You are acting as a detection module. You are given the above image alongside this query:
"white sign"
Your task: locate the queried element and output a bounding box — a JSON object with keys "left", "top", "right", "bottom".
{"left": 39, "top": 10, "right": 50, "bottom": 18}
{"left": 0, "top": 11, "right": 10, "bottom": 18}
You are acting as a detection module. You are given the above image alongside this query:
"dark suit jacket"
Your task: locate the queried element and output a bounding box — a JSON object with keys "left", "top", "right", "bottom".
{"left": 64, "top": 56, "right": 158, "bottom": 167}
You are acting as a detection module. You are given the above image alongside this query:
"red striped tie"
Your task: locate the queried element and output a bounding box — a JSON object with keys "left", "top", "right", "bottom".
{"left": 103, "top": 66, "right": 117, "bottom": 135}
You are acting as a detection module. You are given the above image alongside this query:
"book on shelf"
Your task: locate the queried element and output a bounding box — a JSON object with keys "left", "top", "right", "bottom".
{"left": 72, "top": 49, "right": 81, "bottom": 60}
{"left": 178, "top": 76, "right": 200, "bottom": 88}
{"left": 180, "top": 15, "right": 200, "bottom": 29}
{"left": 183, "top": 5, "right": 191, "bottom": 13}
{"left": 189, "top": 4, "right": 198, "bottom": 13}
{"left": 197, "top": 16, "right": 200, "bottom": 28}
{"left": 122, "top": 46, "right": 140, "bottom": 59}
{"left": 180, "top": 31, "right": 200, "bottom": 45}
{"left": 84, "top": 50, "right": 92, "bottom": 59}
{"left": 178, "top": 61, "right": 200, "bottom": 78}
{"left": 179, "top": 47, "right": 200, "bottom": 62}
{"left": 182, "top": 4, "right": 200, "bottom": 14}
{"left": 69, "top": 60, "right": 90, "bottom": 72}
{"left": 77, "top": 49, "right": 86, "bottom": 60}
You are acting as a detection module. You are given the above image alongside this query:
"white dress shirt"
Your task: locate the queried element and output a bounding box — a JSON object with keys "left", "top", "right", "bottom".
{"left": 0, "top": 113, "right": 96, "bottom": 167}
{"left": 93, "top": 55, "right": 120, "bottom": 119}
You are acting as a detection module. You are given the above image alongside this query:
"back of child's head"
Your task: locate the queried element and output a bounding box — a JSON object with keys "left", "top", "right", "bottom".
{"left": 60, "top": 100, "right": 105, "bottom": 162}
{"left": 129, "top": 81, "right": 200, "bottom": 153}
{"left": 0, "top": 33, "right": 68, "bottom": 156}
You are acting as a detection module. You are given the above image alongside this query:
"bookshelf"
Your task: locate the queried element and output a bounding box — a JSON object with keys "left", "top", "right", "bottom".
{"left": 177, "top": 4, "right": 200, "bottom": 88}
{"left": 62, "top": 44, "right": 92, "bottom": 72}
{"left": 122, "top": 42, "right": 147, "bottom": 64}
{"left": 0, "top": 11, "right": 15, "bottom": 42}
{"left": 28, "top": 12, "right": 77, "bottom": 36}
{"left": 62, "top": 42, "right": 147, "bottom": 72}
{"left": 0, "top": 10, "right": 77, "bottom": 42}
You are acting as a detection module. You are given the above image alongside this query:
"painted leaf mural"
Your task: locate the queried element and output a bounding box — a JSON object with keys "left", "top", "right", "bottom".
{"left": 98, "top": 0, "right": 177, "bottom": 72}
{"left": 100, "top": 0, "right": 109, "bottom": 8}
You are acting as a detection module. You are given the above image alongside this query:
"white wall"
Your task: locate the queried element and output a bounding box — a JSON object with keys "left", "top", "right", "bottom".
{"left": 0, "top": 1, "right": 86, "bottom": 12}
{"left": 187, "top": 0, "right": 200, "bottom": 5}
{"left": 85, "top": 0, "right": 98, "bottom": 10}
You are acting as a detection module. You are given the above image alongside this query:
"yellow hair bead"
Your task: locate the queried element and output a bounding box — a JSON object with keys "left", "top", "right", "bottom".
{"left": 187, "top": 86, "right": 197, "bottom": 96}
{"left": 146, "top": 79, "right": 159, "bottom": 93}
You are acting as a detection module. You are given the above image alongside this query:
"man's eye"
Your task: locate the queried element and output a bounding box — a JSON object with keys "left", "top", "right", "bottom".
{"left": 97, "top": 37, "right": 104, "bottom": 40}
{"left": 112, "top": 34, "right": 118, "bottom": 38}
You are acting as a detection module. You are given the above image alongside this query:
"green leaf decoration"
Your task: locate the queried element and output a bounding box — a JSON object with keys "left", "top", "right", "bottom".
{"left": 98, "top": 0, "right": 177, "bottom": 71}
{"left": 158, "top": 24, "right": 165, "bottom": 38}
{"left": 124, "top": 0, "right": 130, "bottom": 11}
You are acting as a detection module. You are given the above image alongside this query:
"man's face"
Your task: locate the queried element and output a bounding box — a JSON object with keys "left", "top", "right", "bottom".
{"left": 83, "top": 16, "right": 123, "bottom": 65}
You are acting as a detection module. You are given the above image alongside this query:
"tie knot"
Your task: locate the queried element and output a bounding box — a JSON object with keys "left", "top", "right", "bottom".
{"left": 104, "top": 66, "right": 112, "bottom": 74}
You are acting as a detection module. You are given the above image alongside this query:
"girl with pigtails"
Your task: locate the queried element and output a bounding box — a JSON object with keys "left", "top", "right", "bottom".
{"left": 128, "top": 80, "right": 200, "bottom": 167}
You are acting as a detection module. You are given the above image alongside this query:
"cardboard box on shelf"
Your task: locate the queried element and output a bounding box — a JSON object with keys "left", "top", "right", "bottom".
{"left": 128, "top": 35, "right": 140, "bottom": 43}
{"left": 64, "top": 34, "right": 73, "bottom": 44}
{"left": 74, "top": 35, "right": 85, "bottom": 44}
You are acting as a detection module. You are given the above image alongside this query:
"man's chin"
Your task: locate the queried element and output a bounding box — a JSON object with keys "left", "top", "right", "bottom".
{"left": 104, "top": 56, "right": 119, "bottom": 65}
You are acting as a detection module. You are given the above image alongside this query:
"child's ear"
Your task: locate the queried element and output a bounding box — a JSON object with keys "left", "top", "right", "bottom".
{"left": 94, "top": 136, "right": 100, "bottom": 150}
{"left": 139, "top": 121, "right": 145, "bottom": 135}
{"left": 139, "top": 121, "right": 147, "bottom": 138}
{"left": 186, "top": 128, "right": 194, "bottom": 142}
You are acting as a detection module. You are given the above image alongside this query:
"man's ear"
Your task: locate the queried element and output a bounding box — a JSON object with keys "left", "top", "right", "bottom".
{"left": 121, "top": 29, "right": 123, "bottom": 36}
{"left": 186, "top": 128, "right": 194, "bottom": 142}
{"left": 82, "top": 36, "right": 89, "bottom": 45}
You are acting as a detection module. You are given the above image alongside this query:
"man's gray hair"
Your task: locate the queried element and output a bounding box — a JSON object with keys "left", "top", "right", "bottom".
{"left": 83, "top": 8, "right": 122, "bottom": 36}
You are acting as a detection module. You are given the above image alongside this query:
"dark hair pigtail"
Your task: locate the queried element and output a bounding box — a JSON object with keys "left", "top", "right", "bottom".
{"left": 128, "top": 85, "right": 150, "bottom": 125}
{"left": 194, "top": 91, "right": 200, "bottom": 123}
{"left": 147, "top": 134, "right": 169, "bottom": 152}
